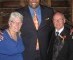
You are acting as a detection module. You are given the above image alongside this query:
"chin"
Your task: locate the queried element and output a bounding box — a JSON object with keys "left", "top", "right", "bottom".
{"left": 14, "top": 30, "right": 20, "bottom": 33}
{"left": 32, "top": 6, "right": 37, "bottom": 8}
{"left": 31, "top": 4, "right": 38, "bottom": 8}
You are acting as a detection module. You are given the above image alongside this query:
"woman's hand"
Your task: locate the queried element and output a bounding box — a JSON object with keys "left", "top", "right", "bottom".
{"left": 0, "top": 31, "right": 3, "bottom": 41}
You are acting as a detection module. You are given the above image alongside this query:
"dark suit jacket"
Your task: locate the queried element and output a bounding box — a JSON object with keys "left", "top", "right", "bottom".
{"left": 16, "top": 5, "right": 54, "bottom": 60}
{"left": 48, "top": 27, "right": 73, "bottom": 60}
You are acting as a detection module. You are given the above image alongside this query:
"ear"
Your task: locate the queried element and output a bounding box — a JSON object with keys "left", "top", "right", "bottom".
{"left": 64, "top": 18, "right": 66, "bottom": 23}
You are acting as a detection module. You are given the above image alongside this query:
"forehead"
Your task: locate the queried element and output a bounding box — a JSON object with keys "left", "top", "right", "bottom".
{"left": 12, "top": 18, "right": 21, "bottom": 22}
{"left": 53, "top": 13, "right": 63, "bottom": 19}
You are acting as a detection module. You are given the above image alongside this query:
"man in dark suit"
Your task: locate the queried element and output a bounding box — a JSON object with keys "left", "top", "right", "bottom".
{"left": 48, "top": 12, "right": 73, "bottom": 60}
{"left": 16, "top": 0, "right": 54, "bottom": 60}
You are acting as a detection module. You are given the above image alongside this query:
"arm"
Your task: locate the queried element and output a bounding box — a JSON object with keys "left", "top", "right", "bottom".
{"left": 0, "top": 30, "right": 3, "bottom": 40}
{"left": 0, "top": 25, "right": 8, "bottom": 40}
{"left": 69, "top": 34, "right": 73, "bottom": 60}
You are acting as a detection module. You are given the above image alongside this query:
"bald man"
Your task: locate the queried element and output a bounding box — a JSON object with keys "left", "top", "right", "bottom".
{"left": 48, "top": 12, "right": 73, "bottom": 60}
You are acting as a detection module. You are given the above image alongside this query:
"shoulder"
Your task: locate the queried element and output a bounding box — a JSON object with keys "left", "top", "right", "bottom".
{"left": 63, "top": 28, "right": 73, "bottom": 43}
{"left": 16, "top": 6, "right": 27, "bottom": 10}
{"left": 40, "top": 5, "right": 54, "bottom": 11}
{"left": 15, "top": 6, "right": 28, "bottom": 14}
{"left": 40, "top": 5, "right": 54, "bottom": 17}
{"left": 63, "top": 27, "right": 70, "bottom": 35}
{"left": 2, "top": 30, "right": 7, "bottom": 36}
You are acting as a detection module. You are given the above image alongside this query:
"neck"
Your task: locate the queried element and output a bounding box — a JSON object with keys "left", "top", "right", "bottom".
{"left": 56, "top": 26, "right": 64, "bottom": 31}
{"left": 7, "top": 28, "right": 17, "bottom": 41}
{"left": 8, "top": 28, "right": 17, "bottom": 35}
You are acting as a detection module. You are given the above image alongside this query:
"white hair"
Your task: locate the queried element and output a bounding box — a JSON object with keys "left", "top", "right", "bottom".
{"left": 9, "top": 12, "right": 23, "bottom": 22}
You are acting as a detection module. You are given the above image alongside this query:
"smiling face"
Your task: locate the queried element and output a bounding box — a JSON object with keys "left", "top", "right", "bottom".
{"left": 53, "top": 12, "right": 66, "bottom": 30}
{"left": 28, "top": 0, "right": 40, "bottom": 9}
{"left": 9, "top": 17, "right": 22, "bottom": 33}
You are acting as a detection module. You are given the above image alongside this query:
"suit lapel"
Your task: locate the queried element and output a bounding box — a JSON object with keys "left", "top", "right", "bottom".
{"left": 48, "top": 31, "right": 56, "bottom": 57}
{"left": 49, "top": 31, "right": 56, "bottom": 51}
{"left": 25, "top": 7, "right": 37, "bottom": 30}
{"left": 60, "top": 28, "right": 67, "bottom": 37}
{"left": 58, "top": 28, "right": 68, "bottom": 52}
{"left": 39, "top": 6, "right": 48, "bottom": 30}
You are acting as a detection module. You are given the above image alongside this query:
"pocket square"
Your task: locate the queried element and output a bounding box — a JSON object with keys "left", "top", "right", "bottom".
{"left": 45, "top": 17, "right": 49, "bottom": 20}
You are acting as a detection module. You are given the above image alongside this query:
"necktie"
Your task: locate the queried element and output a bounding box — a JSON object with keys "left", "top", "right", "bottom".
{"left": 56, "top": 32, "right": 60, "bottom": 45}
{"left": 33, "top": 10, "right": 39, "bottom": 50}
{"left": 56, "top": 32, "right": 59, "bottom": 36}
{"left": 33, "top": 10, "right": 39, "bottom": 30}
{"left": 52, "top": 32, "right": 60, "bottom": 60}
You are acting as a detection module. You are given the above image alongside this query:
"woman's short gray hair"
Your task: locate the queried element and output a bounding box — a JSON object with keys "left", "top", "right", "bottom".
{"left": 9, "top": 12, "right": 23, "bottom": 22}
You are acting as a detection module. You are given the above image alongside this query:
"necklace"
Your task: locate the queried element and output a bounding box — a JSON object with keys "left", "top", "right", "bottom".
{"left": 7, "top": 29, "right": 17, "bottom": 41}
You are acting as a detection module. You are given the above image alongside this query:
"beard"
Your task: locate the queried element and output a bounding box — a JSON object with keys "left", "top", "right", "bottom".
{"left": 29, "top": 3, "right": 39, "bottom": 9}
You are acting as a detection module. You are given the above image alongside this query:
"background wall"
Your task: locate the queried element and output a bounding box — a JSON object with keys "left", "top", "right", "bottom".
{"left": 0, "top": 0, "right": 72, "bottom": 29}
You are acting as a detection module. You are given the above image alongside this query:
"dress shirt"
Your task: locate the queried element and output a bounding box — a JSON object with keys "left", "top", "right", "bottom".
{"left": 29, "top": 6, "right": 41, "bottom": 25}
{"left": 55, "top": 26, "right": 64, "bottom": 36}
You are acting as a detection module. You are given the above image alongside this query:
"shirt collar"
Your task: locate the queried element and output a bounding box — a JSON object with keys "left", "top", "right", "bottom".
{"left": 55, "top": 26, "right": 64, "bottom": 35}
{"left": 28, "top": 5, "right": 41, "bottom": 13}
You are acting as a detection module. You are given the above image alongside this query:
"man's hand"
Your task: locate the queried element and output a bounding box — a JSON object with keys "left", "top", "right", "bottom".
{"left": 70, "top": 28, "right": 73, "bottom": 35}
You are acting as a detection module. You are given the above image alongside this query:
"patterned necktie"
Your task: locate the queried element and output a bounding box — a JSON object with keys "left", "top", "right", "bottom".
{"left": 56, "top": 32, "right": 60, "bottom": 45}
{"left": 33, "top": 10, "right": 39, "bottom": 50}
{"left": 56, "top": 32, "right": 59, "bottom": 36}
{"left": 52, "top": 32, "right": 60, "bottom": 60}
{"left": 33, "top": 10, "right": 39, "bottom": 30}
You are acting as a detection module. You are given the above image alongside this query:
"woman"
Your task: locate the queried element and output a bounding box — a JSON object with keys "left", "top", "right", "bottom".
{"left": 0, "top": 12, "right": 24, "bottom": 60}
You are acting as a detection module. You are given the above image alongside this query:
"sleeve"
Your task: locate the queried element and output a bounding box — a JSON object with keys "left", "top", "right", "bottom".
{"left": 69, "top": 34, "right": 73, "bottom": 60}
{"left": 0, "top": 32, "right": 24, "bottom": 55}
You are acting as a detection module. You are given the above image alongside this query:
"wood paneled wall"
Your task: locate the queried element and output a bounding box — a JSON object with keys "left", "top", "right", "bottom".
{"left": 0, "top": 0, "right": 72, "bottom": 28}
